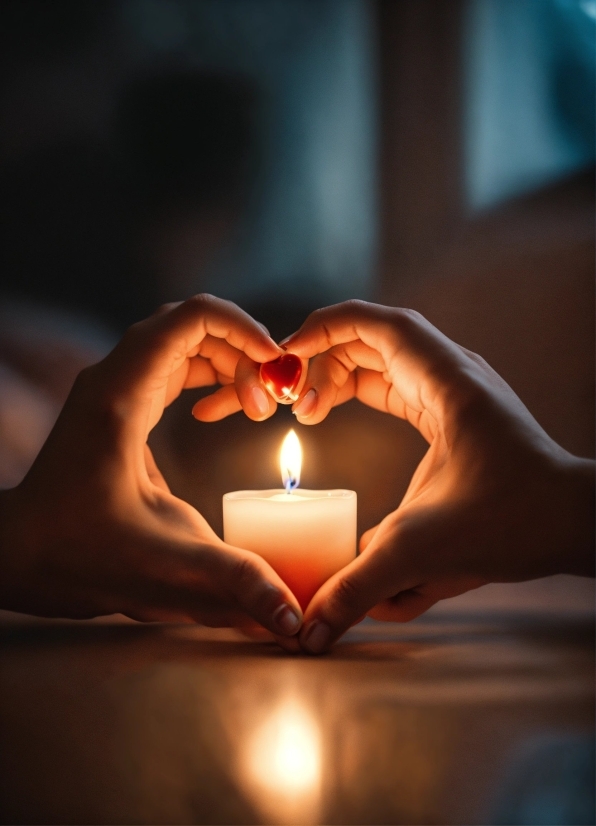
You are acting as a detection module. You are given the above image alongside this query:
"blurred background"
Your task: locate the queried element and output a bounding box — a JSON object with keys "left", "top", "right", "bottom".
{"left": 0, "top": 0, "right": 593, "bottom": 540}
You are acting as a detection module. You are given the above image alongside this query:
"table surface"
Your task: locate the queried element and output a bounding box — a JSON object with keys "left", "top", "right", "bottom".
{"left": 0, "top": 576, "right": 594, "bottom": 826}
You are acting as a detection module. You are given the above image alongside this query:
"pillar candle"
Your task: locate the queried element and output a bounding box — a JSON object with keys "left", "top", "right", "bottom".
{"left": 223, "top": 431, "right": 356, "bottom": 610}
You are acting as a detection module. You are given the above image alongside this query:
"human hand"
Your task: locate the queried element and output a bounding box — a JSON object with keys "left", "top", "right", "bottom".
{"left": 193, "top": 340, "right": 308, "bottom": 422}
{"left": 0, "top": 295, "right": 304, "bottom": 637}
{"left": 281, "top": 300, "right": 595, "bottom": 652}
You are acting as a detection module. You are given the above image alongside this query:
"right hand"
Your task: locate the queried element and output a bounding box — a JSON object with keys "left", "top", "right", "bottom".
{"left": 279, "top": 300, "right": 594, "bottom": 653}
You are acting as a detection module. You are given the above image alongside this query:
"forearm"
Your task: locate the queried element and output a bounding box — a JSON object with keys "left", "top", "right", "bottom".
{"left": 559, "top": 456, "right": 595, "bottom": 578}
{"left": 0, "top": 486, "right": 32, "bottom": 611}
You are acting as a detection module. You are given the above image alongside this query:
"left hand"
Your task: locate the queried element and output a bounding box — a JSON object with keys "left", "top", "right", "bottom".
{"left": 0, "top": 295, "right": 304, "bottom": 637}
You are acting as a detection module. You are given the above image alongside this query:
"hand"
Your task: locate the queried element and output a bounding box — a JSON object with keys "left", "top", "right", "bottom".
{"left": 282, "top": 300, "right": 594, "bottom": 653}
{"left": 192, "top": 342, "right": 308, "bottom": 423}
{"left": 0, "top": 295, "right": 303, "bottom": 638}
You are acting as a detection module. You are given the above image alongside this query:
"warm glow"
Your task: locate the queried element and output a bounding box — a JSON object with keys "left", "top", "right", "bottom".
{"left": 280, "top": 429, "right": 302, "bottom": 491}
{"left": 248, "top": 700, "right": 321, "bottom": 795}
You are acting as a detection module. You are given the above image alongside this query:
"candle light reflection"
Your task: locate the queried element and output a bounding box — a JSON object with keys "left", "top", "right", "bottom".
{"left": 245, "top": 698, "right": 322, "bottom": 822}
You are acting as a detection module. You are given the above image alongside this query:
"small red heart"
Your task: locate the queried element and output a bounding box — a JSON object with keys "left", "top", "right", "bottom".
{"left": 260, "top": 354, "right": 303, "bottom": 403}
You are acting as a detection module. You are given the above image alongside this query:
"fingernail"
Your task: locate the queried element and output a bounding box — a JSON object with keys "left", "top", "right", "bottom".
{"left": 302, "top": 620, "right": 330, "bottom": 654}
{"left": 251, "top": 386, "right": 270, "bottom": 417}
{"left": 273, "top": 603, "right": 302, "bottom": 635}
{"left": 293, "top": 388, "right": 317, "bottom": 419}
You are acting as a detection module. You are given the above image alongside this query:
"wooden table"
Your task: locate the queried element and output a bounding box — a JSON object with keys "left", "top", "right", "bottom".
{"left": 0, "top": 577, "right": 593, "bottom": 825}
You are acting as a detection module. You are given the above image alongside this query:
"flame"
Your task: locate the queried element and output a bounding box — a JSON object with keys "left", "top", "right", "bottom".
{"left": 280, "top": 429, "right": 302, "bottom": 491}
{"left": 248, "top": 700, "right": 320, "bottom": 795}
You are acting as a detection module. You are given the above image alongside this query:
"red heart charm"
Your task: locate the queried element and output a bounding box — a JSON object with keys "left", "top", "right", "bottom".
{"left": 260, "top": 354, "right": 303, "bottom": 403}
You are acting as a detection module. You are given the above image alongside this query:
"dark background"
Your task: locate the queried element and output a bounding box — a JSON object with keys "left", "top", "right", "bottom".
{"left": 0, "top": 0, "right": 593, "bottom": 537}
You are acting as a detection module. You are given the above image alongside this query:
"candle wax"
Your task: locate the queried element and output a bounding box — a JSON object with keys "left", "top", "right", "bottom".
{"left": 223, "top": 489, "right": 357, "bottom": 611}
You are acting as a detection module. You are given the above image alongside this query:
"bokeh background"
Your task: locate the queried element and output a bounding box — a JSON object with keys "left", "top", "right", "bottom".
{"left": 0, "top": 0, "right": 593, "bottom": 540}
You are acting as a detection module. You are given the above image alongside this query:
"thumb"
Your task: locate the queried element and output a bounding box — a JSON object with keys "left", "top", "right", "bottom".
{"left": 297, "top": 530, "right": 412, "bottom": 653}
{"left": 190, "top": 541, "right": 304, "bottom": 637}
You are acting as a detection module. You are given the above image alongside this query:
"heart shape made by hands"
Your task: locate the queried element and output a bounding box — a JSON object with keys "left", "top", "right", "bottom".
{"left": 260, "top": 353, "right": 303, "bottom": 404}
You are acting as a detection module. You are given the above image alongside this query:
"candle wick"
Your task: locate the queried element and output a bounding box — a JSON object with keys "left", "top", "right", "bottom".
{"left": 285, "top": 475, "right": 298, "bottom": 493}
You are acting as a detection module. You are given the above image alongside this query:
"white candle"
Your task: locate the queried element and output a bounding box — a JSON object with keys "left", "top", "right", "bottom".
{"left": 223, "top": 430, "right": 356, "bottom": 610}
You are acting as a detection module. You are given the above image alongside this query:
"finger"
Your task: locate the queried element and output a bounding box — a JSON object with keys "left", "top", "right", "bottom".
{"left": 284, "top": 301, "right": 479, "bottom": 428}
{"left": 236, "top": 624, "right": 276, "bottom": 642}
{"left": 353, "top": 370, "right": 438, "bottom": 442}
{"left": 159, "top": 356, "right": 217, "bottom": 409}
{"left": 192, "top": 384, "right": 243, "bottom": 421}
{"left": 131, "top": 534, "right": 305, "bottom": 636}
{"left": 190, "top": 542, "right": 304, "bottom": 638}
{"left": 91, "top": 295, "right": 283, "bottom": 438}
{"left": 366, "top": 571, "right": 486, "bottom": 623}
{"left": 189, "top": 335, "right": 242, "bottom": 382}
{"left": 367, "top": 591, "right": 439, "bottom": 623}
{"left": 185, "top": 356, "right": 219, "bottom": 389}
{"left": 163, "top": 336, "right": 244, "bottom": 407}
{"left": 297, "top": 537, "right": 414, "bottom": 654}
{"left": 292, "top": 341, "right": 382, "bottom": 424}
{"left": 359, "top": 524, "right": 379, "bottom": 552}
{"left": 234, "top": 354, "right": 277, "bottom": 421}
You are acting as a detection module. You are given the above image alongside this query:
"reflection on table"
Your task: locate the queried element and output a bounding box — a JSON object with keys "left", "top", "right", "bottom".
{"left": 0, "top": 576, "right": 593, "bottom": 825}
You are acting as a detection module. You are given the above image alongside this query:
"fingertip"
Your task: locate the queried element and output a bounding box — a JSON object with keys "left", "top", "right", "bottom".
{"left": 299, "top": 620, "right": 332, "bottom": 654}
{"left": 272, "top": 603, "right": 303, "bottom": 636}
{"left": 242, "top": 385, "right": 276, "bottom": 421}
{"left": 192, "top": 398, "right": 211, "bottom": 420}
{"left": 291, "top": 388, "right": 317, "bottom": 421}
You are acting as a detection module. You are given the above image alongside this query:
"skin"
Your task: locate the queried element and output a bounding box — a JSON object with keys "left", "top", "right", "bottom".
{"left": 1, "top": 297, "right": 592, "bottom": 653}
{"left": 0, "top": 295, "right": 303, "bottom": 638}
{"left": 209, "top": 300, "right": 594, "bottom": 655}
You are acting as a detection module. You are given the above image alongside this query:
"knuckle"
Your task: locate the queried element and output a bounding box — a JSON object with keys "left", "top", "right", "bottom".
{"left": 392, "top": 307, "right": 427, "bottom": 328}
{"left": 188, "top": 292, "right": 216, "bottom": 310}
{"left": 231, "top": 552, "right": 264, "bottom": 592}
{"left": 71, "top": 362, "right": 116, "bottom": 411}
{"left": 119, "top": 320, "right": 153, "bottom": 354}
{"left": 71, "top": 363, "right": 97, "bottom": 394}
{"left": 309, "top": 306, "right": 326, "bottom": 323}
{"left": 462, "top": 348, "right": 492, "bottom": 373}
{"left": 440, "top": 368, "right": 491, "bottom": 423}
{"left": 123, "top": 318, "right": 146, "bottom": 339}
{"left": 329, "top": 346, "right": 354, "bottom": 373}
{"left": 154, "top": 301, "right": 179, "bottom": 315}
{"left": 331, "top": 574, "right": 361, "bottom": 613}
{"left": 148, "top": 328, "right": 174, "bottom": 353}
{"left": 390, "top": 517, "right": 417, "bottom": 558}
{"left": 344, "top": 298, "right": 368, "bottom": 313}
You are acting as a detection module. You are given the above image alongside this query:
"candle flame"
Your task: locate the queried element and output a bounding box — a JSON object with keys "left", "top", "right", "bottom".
{"left": 280, "top": 429, "right": 302, "bottom": 491}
